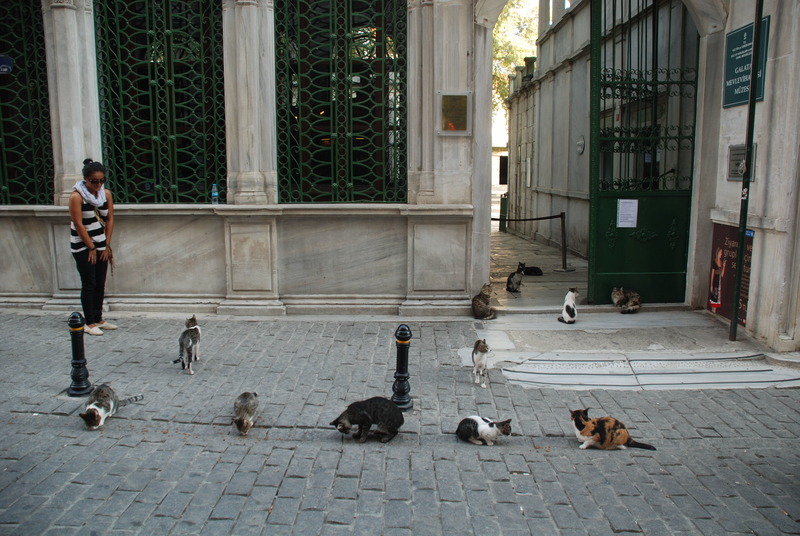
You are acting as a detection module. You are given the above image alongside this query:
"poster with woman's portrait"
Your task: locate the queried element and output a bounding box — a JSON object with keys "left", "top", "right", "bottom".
{"left": 707, "top": 223, "right": 753, "bottom": 326}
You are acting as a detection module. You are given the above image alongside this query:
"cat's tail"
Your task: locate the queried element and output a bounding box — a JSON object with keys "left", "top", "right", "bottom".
{"left": 627, "top": 439, "right": 656, "bottom": 450}
{"left": 119, "top": 394, "right": 144, "bottom": 407}
{"left": 621, "top": 305, "right": 640, "bottom": 314}
{"left": 558, "top": 316, "right": 575, "bottom": 324}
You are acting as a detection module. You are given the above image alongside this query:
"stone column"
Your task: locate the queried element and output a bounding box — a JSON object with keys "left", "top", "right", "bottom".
{"left": 223, "top": 0, "right": 272, "bottom": 205}
{"left": 43, "top": 0, "right": 102, "bottom": 205}
{"left": 407, "top": 0, "right": 436, "bottom": 201}
{"left": 539, "top": 0, "right": 550, "bottom": 38}
{"left": 471, "top": 21, "right": 493, "bottom": 293}
{"left": 552, "top": 0, "right": 567, "bottom": 25}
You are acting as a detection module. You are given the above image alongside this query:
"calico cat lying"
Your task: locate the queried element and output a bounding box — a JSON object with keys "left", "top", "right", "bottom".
{"left": 173, "top": 315, "right": 201, "bottom": 374}
{"left": 611, "top": 287, "right": 641, "bottom": 314}
{"left": 330, "top": 397, "right": 404, "bottom": 443}
{"left": 455, "top": 416, "right": 512, "bottom": 446}
{"left": 570, "top": 408, "right": 655, "bottom": 450}
{"left": 506, "top": 262, "right": 525, "bottom": 292}
{"left": 79, "top": 384, "right": 143, "bottom": 430}
{"left": 472, "top": 339, "right": 490, "bottom": 388}
{"left": 233, "top": 392, "right": 258, "bottom": 436}
{"left": 557, "top": 287, "right": 578, "bottom": 324}
{"left": 471, "top": 283, "right": 496, "bottom": 320}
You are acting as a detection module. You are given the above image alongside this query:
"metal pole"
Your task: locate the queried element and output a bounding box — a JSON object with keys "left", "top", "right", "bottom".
{"left": 560, "top": 212, "right": 567, "bottom": 270}
{"left": 67, "top": 312, "right": 93, "bottom": 397}
{"left": 391, "top": 324, "right": 412, "bottom": 411}
{"left": 730, "top": 0, "right": 764, "bottom": 341}
{"left": 554, "top": 212, "right": 576, "bottom": 273}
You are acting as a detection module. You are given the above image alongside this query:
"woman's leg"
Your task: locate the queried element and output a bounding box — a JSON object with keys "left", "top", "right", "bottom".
{"left": 73, "top": 250, "right": 98, "bottom": 325}
{"left": 92, "top": 258, "right": 109, "bottom": 324}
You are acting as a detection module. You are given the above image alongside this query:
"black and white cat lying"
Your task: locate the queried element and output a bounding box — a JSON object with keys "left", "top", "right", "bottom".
{"left": 455, "top": 416, "right": 512, "bottom": 446}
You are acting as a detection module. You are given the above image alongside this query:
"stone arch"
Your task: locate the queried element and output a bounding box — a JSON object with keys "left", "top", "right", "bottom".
{"left": 681, "top": 0, "right": 727, "bottom": 36}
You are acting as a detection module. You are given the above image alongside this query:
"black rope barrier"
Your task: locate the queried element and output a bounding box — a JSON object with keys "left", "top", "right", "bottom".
{"left": 492, "top": 212, "right": 574, "bottom": 272}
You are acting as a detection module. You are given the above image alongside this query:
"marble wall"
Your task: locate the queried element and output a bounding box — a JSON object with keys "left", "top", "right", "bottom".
{"left": 0, "top": 205, "right": 474, "bottom": 316}
{"left": 685, "top": 0, "right": 800, "bottom": 350}
{"left": 506, "top": 0, "right": 591, "bottom": 258}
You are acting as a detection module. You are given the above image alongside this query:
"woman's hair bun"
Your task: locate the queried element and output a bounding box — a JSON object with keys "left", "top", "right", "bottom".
{"left": 83, "top": 158, "right": 94, "bottom": 165}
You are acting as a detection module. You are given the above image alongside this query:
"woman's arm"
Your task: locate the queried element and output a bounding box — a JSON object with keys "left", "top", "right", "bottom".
{"left": 100, "top": 189, "right": 114, "bottom": 263}
{"left": 69, "top": 191, "right": 98, "bottom": 263}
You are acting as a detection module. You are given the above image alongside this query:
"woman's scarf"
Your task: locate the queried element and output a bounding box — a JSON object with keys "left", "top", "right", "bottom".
{"left": 72, "top": 180, "right": 107, "bottom": 208}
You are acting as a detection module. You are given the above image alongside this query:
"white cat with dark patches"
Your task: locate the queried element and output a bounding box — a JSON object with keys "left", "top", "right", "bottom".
{"left": 79, "top": 384, "right": 143, "bottom": 430}
{"left": 472, "top": 339, "right": 490, "bottom": 388}
{"left": 173, "top": 315, "right": 201, "bottom": 374}
{"left": 506, "top": 262, "right": 525, "bottom": 292}
{"left": 455, "top": 416, "right": 512, "bottom": 446}
{"left": 557, "top": 287, "right": 578, "bottom": 324}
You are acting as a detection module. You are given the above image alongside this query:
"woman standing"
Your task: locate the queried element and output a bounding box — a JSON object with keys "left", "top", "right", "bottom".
{"left": 69, "top": 159, "right": 117, "bottom": 336}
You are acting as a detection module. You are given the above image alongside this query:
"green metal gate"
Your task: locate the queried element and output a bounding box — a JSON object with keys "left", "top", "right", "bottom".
{"left": 589, "top": 0, "right": 699, "bottom": 303}
{"left": 275, "top": 0, "right": 407, "bottom": 203}
{"left": 0, "top": 1, "right": 53, "bottom": 205}
{"left": 94, "top": 0, "right": 226, "bottom": 203}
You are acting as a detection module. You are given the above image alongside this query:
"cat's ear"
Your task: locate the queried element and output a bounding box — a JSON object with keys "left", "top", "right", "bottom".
{"left": 497, "top": 419, "right": 512, "bottom": 426}
{"left": 329, "top": 418, "right": 339, "bottom": 426}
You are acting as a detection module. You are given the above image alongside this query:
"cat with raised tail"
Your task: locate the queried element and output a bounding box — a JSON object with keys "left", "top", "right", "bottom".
{"left": 455, "top": 416, "right": 512, "bottom": 446}
{"left": 79, "top": 384, "right": 144, "bottom": 430}
{"left": 557, "top": 287, "right": 578, "bottom": 324}
{"left": 570, "top": 408, "right": 656, "bottom": 450}
{"left": 471, "top": 284, "right": 496, "bottom": 320}
{"left": 612, "top": 287, "right": 641, "bottom": 314}
{"left": 472, "top": 339, "right": 490, "bottom": 388}
{"left": 233, "top": 392, "right": 259, "bottom": 436}
{"left": 506, "top": 262, "right": 525, "bottom": 292}
{"left": 331, "top": 397, "right": 404, "bottom": 443}
{"left": 173, "top": 315, "right": 201, "bottom": 374}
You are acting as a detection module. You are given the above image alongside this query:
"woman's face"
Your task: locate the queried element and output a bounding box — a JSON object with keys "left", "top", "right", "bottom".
{"left": 85, "top": 171, "right": 105, "bottom": 195}
{"left": 716, "top": 249, "right": 723, "bottom": 264}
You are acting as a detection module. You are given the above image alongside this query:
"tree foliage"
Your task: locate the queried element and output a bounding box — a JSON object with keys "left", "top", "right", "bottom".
{"left": 493, "top": 0, "right": 539, "bottom": 112}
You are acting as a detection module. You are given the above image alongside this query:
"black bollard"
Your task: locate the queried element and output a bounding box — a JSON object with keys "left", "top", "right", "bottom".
{"left": 391, "top": 324, "right": 413, "bottom": 411}
{"left": 67, "top": 312, "right": 93, "bottom": 397}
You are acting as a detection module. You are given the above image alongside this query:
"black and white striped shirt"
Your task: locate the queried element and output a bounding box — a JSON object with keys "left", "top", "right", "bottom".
{"left": 70, "top": 200, "right": 108, "bottom": 253}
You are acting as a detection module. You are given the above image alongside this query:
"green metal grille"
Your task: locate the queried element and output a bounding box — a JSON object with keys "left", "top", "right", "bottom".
{"left": 94, "top": 0, "right": 226, "bottom": 203}
{"left": 0, "top": 1, "right": 54, "bottom": 205}
{"left": 596, "top": 0, "right": 698, "bottom": 192}
{"left": 275, "top": 0, "right": 407, "bottom": 203}
{"left": 589, "top": 0, "right": 699, "bottom": 304}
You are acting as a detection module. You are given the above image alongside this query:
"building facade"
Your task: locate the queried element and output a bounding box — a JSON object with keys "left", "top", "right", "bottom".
{"left": 507, "top": 0, "right": 800, "bottom": 351}
{"left": 0, "top": 0, "right": 509, "bottom": 316}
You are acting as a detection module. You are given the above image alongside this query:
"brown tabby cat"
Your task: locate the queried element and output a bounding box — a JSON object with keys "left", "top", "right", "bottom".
{"left": 570, "top": 408, "right": 655, "bottom": 450}
{"left": 471, "top": 283, "right": 496, "bottom": 320}
{"left": 611, "top": 287, "right": 641, "bottom": 314}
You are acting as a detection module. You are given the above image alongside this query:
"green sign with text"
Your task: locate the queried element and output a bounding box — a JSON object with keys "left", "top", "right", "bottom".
{"left": 723, "top": 16, "right": 770, "bottom": 108}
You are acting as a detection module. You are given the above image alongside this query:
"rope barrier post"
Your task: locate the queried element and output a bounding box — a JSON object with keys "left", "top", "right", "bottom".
{"left": 554, "top": 212, "right": 575, "bottom": 273}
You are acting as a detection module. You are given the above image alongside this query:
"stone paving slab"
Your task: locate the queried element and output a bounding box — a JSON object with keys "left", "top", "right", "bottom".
{"left": 1, "top": 311, "right": 800, "bottom": 535}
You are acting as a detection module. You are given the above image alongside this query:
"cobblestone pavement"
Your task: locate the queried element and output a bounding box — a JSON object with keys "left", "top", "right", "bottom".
{"left": 1, "top": 310, "right": 800, "bottom": 535}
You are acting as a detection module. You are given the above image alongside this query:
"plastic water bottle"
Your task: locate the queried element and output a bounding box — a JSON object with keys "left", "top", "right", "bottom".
{"left": 211, "top": 184, "right": 219, "bottom": 205}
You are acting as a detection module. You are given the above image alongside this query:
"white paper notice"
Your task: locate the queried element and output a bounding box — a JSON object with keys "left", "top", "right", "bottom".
{"left": 617, "top": 199, "right": 638, "bottom": 228}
